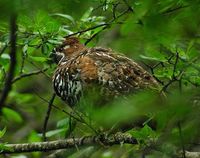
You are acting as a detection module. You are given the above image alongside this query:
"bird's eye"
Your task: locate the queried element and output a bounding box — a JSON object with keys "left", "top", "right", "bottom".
{"left": 58, "top": 47, "right": 63, "bottom": 52}
{"left": 50, "top": 47, "right": 65, "bottom": 64}
{"left": 55, "top": 52, "right": 65, "bottom": 64}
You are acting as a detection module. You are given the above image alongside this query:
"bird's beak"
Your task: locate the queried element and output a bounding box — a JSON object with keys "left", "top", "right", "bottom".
{"left": 49, "top": 50, "right": 65, "bottom": 64}
{"left": 49, "top": 51, "right": 56, "bottom": 59}
{"left": 49, "top": 51, "right": 58, "bottom": 64}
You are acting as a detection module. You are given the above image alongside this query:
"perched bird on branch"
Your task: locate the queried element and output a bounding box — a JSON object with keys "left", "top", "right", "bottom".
{"left": 51, "top": 37, "right": 159, "bottom": 107}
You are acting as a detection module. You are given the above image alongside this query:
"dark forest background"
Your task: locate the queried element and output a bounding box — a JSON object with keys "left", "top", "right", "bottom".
{"left": 0, "top": 0, "right": 200, "bottom": 157}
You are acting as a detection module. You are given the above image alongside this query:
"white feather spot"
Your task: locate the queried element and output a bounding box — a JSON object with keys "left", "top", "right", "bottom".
{"left": 56, "top": 74, "right": 60, "bottom": 80}
{"left": 60, "top": 61, "right": 67, "bottom": 65}
{"left": 63, "top": 45, "right": 70, "bottom": 50}
{"left": 59, "top": 79, "right": 63, "bottom": 88}
{"left": 75, "top": 81, "right": 82, "bottom": 95}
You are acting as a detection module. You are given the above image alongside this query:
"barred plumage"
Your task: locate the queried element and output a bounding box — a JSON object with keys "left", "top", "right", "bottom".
{"left": 52, "top": 37, "right": 158, "bottom": 106}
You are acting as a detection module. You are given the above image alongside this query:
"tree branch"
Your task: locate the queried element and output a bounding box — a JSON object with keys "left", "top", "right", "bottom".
{"left": 12, "top": 68, "right": 48, "bottom": 84}
{"left": 178, "top": 122, "right": 186, "bottom": 158}
{"left": 64, "top": 23, "right": 109, "bottom": 38}
{"left": 161, "top": 5, "right": 189, "bottom": 15}
{"left": 85, "top": 8, "right": 131, "bottom": 45}
{"left": 43, "top": 93, "right": 56, "bottom": 141}
{"left": 0, "top": 14, "right": 17, "bottom": 110}
{"left": 1, "top": 133, "right": 137, "bottom": 154}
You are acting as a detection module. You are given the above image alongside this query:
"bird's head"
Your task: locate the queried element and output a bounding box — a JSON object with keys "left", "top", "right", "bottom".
{"left": 50, "top": 37, "right": 85, "bottom": 64}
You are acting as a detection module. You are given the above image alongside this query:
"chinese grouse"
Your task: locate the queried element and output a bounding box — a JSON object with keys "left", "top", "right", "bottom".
{"left": 52, "top": 37, "right": 158, "bottom": 107}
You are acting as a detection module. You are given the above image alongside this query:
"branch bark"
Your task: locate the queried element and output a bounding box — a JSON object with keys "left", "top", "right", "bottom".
{"left": 1, "top": 133, "right": 136, "bottom": 154}
{"left": 12, "top": 68, "right": 48, "bottom": 83}
{"left": 0, "top": 14, "right": 17, "bottom": 110}
{"left": 176, "top": 151, "right": 200, "bottom": 158}
{"left": 43, "top": 93, "right": 56, "bottom": 141}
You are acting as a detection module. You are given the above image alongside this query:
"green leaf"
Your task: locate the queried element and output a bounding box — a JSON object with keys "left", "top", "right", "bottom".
{"left": 34, "top": 11, "right": 60, "bottom": 33}
{"left": 68, "top": 147, "right": 95, "bottom": 158}
{"left": 9, "top": 92, "right": 34, "bottom": 104}
{"left": 1, "top": 54, "right": 10, "bottom": 60}
{"left": 140, "top": 55, "right": 167, "bottom": 62}
{"left": 129, "top": 125, "right": 157, "bottom": 143}
{"left": 140, "top": 125, "right": 154, "bottom": 137}
{"left": 29, "top": 55, "right": 48, "bottom": 62}
{"left": 0, "top": 54, "right": 10, "bottom": 67}
{"left": 48, "top": 39, "right": 63, "bottom": 45}
{"left": 41, "top": 44, "right": 49, "bottom": 55}
{"left": 28, "top": 131, "right": 41, "bottom": 142}
{"left": 28, "top": 37, "right": 42, "bottom": 46}
{"left": 154, "top": 67, "right": 173, "bottom": 79}
{"left": 57, "top": 118, "right": 69, "bottom": 128}
{"left": 0, "top": 143, "right": 13, "bottom": 153}
{"left": 81, "top": 7, "right": 93, "bottom": 21}
{"left": 28, "top": 131, "right": 42, "bottom": 158}
{"left": 2, "top": 107, "right": 23, "bottom": 123}
{"left": 51, "top": 13, "right": 75, "bottom": 23}
{"left": 0, "top": 127, "right": 6, "bottom": 138}
{"left": 40, "top": 128, "right": 67, "bottom": 138}
{"left": 22, "top": 44, "right": 28, "bottom": 54}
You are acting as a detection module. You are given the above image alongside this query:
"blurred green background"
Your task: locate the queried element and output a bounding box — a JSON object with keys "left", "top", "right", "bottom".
{"left": 0, "top": 0, "right": 200, "bottom": 157}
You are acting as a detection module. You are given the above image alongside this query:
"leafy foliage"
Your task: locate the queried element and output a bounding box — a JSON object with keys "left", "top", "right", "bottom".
{"left": 0, "top": 0, "right": 200, "bottom": 157}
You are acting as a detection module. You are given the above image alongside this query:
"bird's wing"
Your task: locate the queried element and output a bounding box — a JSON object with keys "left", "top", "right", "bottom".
{"left": 84, "top": 47, "right": 159, "bottom": 94}
{"left": 53, "top": 47, "right": 159, "bottom": 106}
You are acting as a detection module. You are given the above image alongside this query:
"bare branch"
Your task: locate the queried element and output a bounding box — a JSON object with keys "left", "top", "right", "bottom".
{"left": 161, "top": 52, "right": 183, "bottom": 92}
{"left": 43, "top": 93, "right": 56, "bottom": 141}
{"left": 184, "top": 151, "right": 200, "bottom": 158}
{"left": 85, "top": 8, "right": 131, "bottom": 45}
{"left": 33, "top": 91, "right": 84, "bottom": 124}
{"left": 28, "top": 60, "right": 51, "bottom": 79}
{"left": 178, "top": 122, "right": 186, "bottom": 158}
{"left": 12, "top": 68, "right": 48, "bottom": 83}
{"left": 122, "top": 0, "right": 134, "bottom": 12}
{"left": 0, "top": 14, "right": 17, "bottom": 110}
{"left": 162, "top": 5, "right": 189, "bottom": 15}
{"left": 1, "top": 133, "right": 136, "bottom": 154}
{"left": 64, "top": 23, "right": 109, "bottom": 38}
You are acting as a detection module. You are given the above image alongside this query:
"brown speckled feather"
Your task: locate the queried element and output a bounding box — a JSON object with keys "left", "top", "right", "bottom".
{"left": 52, "top": 37, "right": 158, "bottom": 106}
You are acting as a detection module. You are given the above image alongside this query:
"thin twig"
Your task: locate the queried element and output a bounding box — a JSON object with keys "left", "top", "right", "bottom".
{"left": 122, "top": 0, "right": 134, "bottom": 12}
{"left": 34, "top": 91, "right": 98, "bottom": 134}
{"left": 28, "top": 60, "right": 51, "bottom": 79}
{"left": 85, "top": 8, "right": 131, "bottom": 45}
{"left": 178, "top": 122, "right": 186, "bottom": 158}
{"left": 161, "top": 52, "right": 181, "bottom": 92}
{"left": 43, "top": 93, "right": 56, "bottom": 141}
{"left": 112, "top": 2, "right": 120, "bottom": 19}
{"left": 33, "top": 91, "right": 84, "bottom": 123}
{"left": 65, "top": 5, "right": 131, "bottom": 45}
{"left": 12, "top": 68, "right": 48, "bottom": 83}
{"left": 0, "top": 14, "right": 17, "bottom": 111}
{"left": 172, "top": 52, "right": 179, "bottom": 79}
{"left": 142, "top": 62, "right": 164, "bottom": 85}
{"left": 64, "top": 23, "right": 109, "bottom": 38}
{"left": 161, "top": 5, "right": 189, "bottom": 15}
{"left": 72, "top": 109, "right": 98, "bottom": 134}
{"left": 20, "top": 45, "right": 27, "bottom": 74}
